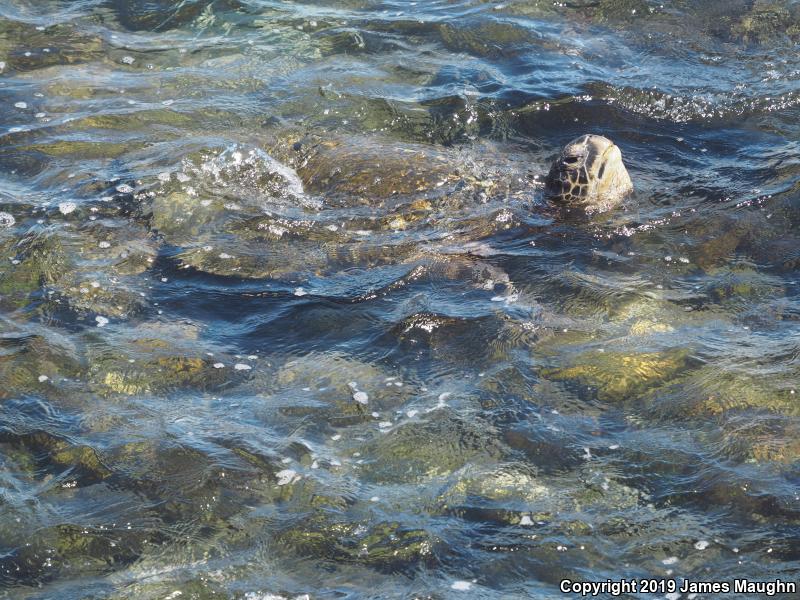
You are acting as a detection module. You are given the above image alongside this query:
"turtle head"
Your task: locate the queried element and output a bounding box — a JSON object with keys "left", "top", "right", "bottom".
{"left": 545, "top": 134, "right": 633, "bottom": 212}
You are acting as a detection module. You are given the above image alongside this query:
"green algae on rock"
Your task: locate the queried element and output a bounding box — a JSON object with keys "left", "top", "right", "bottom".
{"left": 0, "top": 227, "right": 69, "bottom": 309}
{"left": 84, "top": 326, "right": 251, "bottom": 397}
{"left": 274, "top": 352, "right": 413, "bottom": 427}
{"left": 541, "top": 348, "right": 693, "bottom": 403}
{"left": 728, "top": 0, "right": 800, "bottom": 44}
{"left": 359, "top": 410, "right": 507, "bottom": 483}
{"left": 277, "top": 514, "right": 437, "bottom": 572}
{"left": 680, "top": 368, "right": 800, "bottom": 418}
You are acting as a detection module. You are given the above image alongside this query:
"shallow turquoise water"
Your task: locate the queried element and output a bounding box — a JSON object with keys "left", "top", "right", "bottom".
{"left": 0, "top": 1, "right": 799, "bottom": 598}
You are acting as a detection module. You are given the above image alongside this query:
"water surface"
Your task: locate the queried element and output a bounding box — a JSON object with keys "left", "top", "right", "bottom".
{"left": 1, "top": 1, "right": 799, "bottom": 598}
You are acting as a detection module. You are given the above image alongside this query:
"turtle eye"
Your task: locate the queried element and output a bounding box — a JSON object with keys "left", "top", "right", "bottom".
{"left": 563, "top": 155, "right": 580, "bottom": 166}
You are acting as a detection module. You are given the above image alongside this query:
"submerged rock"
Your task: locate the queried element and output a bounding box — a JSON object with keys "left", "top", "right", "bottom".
{"left": 108, "top": 0, "right": 245, "bottom": 32}
{"left": 443, "top": 465, "right": 549, "bottom": 504}
{"left": 0, "top": 313, "right": 88, "bottom": 398}
{"left": 0, "top": 520, "right": 159, "bottom": 588}
{"left": 434, "top": 460, "right": 644, "bottom": 559}
{"left": 712, "top": 415, "right": 800, "bottom": 464}
{"left": 728, "top": 0, "right": 800, "bottom": 44}
{"left": 85, "top": 327, "right": 245, "bottom": 396}
{"left": 682, "top": 368, "right": 800, "bottom": 418}
{"left": 274, "top": 352, "right": 412, "bottom": 427}
{"left": 0, "top": 429, "right": 111, "bottom": 484}
{"left": 703, "top": 266, "right": 785, "bottom": 308}
{"left": 0, "top": 22, "right": 105, "bottom": 73}
{"left": 359, "top": 410, "right": 507, "bottom": 483}
{"left": 277, "top": 514, "right": 437, "bottom": 572}
{"left": 94, "top": 355, "right": 221, "bottom": 396}
{"left": 0, "top": 227, "right": 68, "bottom": 309}
{"left": 48, "top": 273, "right": 151, "bottom": 320}
{"left": 0, "top": 215, "right": 158, "bottom": 319}
{"left": 541, "top": 348, "right": 692, "bottom": 402}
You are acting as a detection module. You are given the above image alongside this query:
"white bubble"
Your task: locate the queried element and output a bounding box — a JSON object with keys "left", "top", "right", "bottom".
{"left": 694, "top": 540, "right": 709, "bottom": 550}
{"left": 353, "top": 391, "right": 369, "bottom": 404}
{"left": 121, "top": 56, "right": 135, "bottom": 65}
{"left": 116, "top": 184, "right": 134, "bottom": 193}
{"left": 213, "top": 362, "right": 225, "bottom": 369}
{"left": 95, "top": 316, "right": 109, "bottom": 327}
{"left": 0, "top": 212, "right": 15, "bottom": 227}
{"left": 293, "top": 287, "right": 307, "bottom": 297}
{"left": 58, "top": 201, "right": 77, "bottom": 215}
{"left": 275, "top": 469, "right": 298, "bottom": 486}
{"left": 519, "top": 515, "right": 533, "bottom": 526}
{"left": 98, "top": 241, "right": 111, "bottom": 249}
{"left": 234, "top": 363, "right": 252, "bottom": 371}
{"left": 451, "top": 581, "right": 472, "bottom": 591}
{"left": 662, "top": 556, "right": 679, "bottom": 565}
{"left": 14, "top": 102, "right": 27, "bottom": 109}
{"left": 38, "top": 375, "right": 49, "bottom": 383}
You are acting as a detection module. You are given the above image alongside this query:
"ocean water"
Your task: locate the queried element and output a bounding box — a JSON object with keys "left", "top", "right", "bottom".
{"left": 0, "top": 1, "right": 799, "bottom": 598}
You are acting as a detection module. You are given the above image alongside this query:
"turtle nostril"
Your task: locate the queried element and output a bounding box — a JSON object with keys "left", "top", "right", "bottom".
{"left": 598, "top": 162, "right": 606, "bottom": 179}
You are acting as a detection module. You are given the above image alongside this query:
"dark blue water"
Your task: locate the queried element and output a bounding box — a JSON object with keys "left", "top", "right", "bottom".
{"left": 1, "top": 1, "right": 799, "bottom": 598}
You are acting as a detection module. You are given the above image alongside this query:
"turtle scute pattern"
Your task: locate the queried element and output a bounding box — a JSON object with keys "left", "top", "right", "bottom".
{"left": 545, "top": 134, "right": 633, "bottom": 212}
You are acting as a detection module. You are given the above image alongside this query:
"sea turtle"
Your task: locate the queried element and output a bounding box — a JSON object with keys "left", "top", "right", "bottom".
{"left": 277, "top": 130, "right": 634, "bottom": 211}
{"left": 145, "top": 130, "right": 634, "bottom": 289}
{"left": 146, "top": 130, "right": 525, "bottom": 278}
{"left": 545, "top": 134, "right": 634, "bottom": 212}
